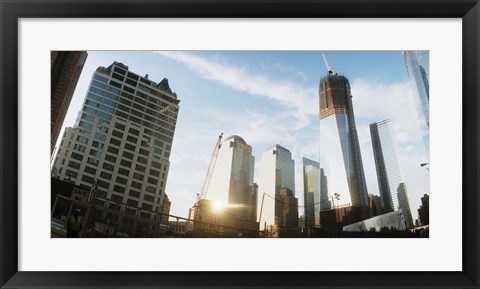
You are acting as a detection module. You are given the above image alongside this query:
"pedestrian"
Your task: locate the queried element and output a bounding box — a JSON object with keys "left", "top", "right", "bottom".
{"left": 66, "top": 208, "right": 83, "bottom": 238}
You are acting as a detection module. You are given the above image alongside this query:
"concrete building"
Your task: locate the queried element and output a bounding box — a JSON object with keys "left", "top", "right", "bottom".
{"left": 417, "top": 194, "right": 429, "bottom": 226}
{"left": 51, "top": 61, "right": 180, "bottom": 234}
{"left": 370, "top": 118, "right": 414, "bottom": 228}
{"left": 257, "top": 144, "right": 296, "bottom": 235}
{"left": 51, "top": 51, "right": 88, "bottom": 155}
{"left": 319, "top": 66, "right": 369, "bottom": 213}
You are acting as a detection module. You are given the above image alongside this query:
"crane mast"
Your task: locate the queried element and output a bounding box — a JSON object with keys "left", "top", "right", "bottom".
{"left": 199, "top": 133, "right": 223, "bottom": 200}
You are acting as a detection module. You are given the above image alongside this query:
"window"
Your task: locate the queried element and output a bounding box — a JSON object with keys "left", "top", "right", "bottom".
{"left": 87, "top": 157, "right": 99, "bottom": 166}
{"left": 68, "top": 161, "right": 81, "bottom": 170}
{"left": 115, "top": 176, "right": 128, "bottom": 185}
{"left": 147, "top": 177, "right": 158, "bottom": 185}
{"left": 143, "top": 194, "right": 154, "bottom": 202}
{"left": 127, "top": 199, "right": 138, "bottom": 207}
{"left": 131, "top": 181, "right": 142, "bottom": 190}
{"left": 126, "top": 135, "right": 138, "bottom": 144}
{"left": 84, "top": 166, "right": 97, "bottom": 175}
{"left": 122, "top": 151, "right": 134, "bottom": 160}
{"left": 112, "top": 72, "right": 124, "bottom": 82}
{"left": 92, "top": 141, "right": 104, "bottom": 149}
{"left": 149, "top": 169, "right": 160, "bottom": 177}
{"left": 81, "top": 175, "right": 95, "bottom": 184}
{"left": 94, "top": 133, "right": 106, "bottom": 142}
{"left": 113, "top": 66, "right": 126, "bottom": 75}
{"left": 112, "top": 130, "right": 124, "bottom": 139}
{"left": 123, "top": 85, "right": 135, "bottom": 94}
{"left": 118, "top": 159, "right": 131, "bottom": 168}
{"left": 89, "top": 149, "right": 102, "bottom": 158}
{"left": 111, "top": 194, "right": 123, "bottom": 203}
{"left": 105, "top": 154, "right": 117, "bottom": 163}
{"left": 73, "top": 144, "right": 86, "bottom": 152}
{"left": 114, "top": 123, "right": 126, "bottom": 130}
{"left": 102, "top": 162, "right": 114, "bottom": 171}
{"left": 107, "top": 146, "right": 119, "bottom": 154}
{"left": 151, "top": 161, "right": 161, "bottom": 169}
{"left": 118, "top": 168, "right": 130, "bottom": 176}
{"left": 109, "top": 138, "right": 121, "bottom": 147}
{"left": 142, "top": 203, "right": 153, "bottom": 211}
{"left": 100, "top": 171, "right": 112, "bottom": 180}
{"left": 145, "top": 186, "right": 156, "bottom": 193}
{"left": 76, "top": 136, "right": 88, "bottom": 144}
{"left": 135, "top": 164, "right": 146, "bottom": 172}
{"left": 71, "top": 152, "right": 84, "bottom": 161}
{"left": 124, "top": 143, "right": 136, "bottom": 152}
{"left": 65, "top": 169, "right": 78, "bottom": 178}
{"left": 139, "top": 148, "right": 149, "bottom": 156}
{"left": 93, "top": 74, "right": 108, "bottom": 83}
{"left": 129, "top": 190, "right": 140, "bottom": 198}
{"left": 109, "top": 80, "right": 122, "bottom": 89}
{"left": 97, "top": 180, "right": 109, "bottom": 189}
{"left": 133, "top": 173, "right": 144, "bottom": 181}
{"left": 129, "top": 128, "right": 140, "bottom": 136}
{"left": 137, "top": 156, "right": 147, "bottom": 164}
{"left": 113, "top": 185, "right": 125, "bottom": 194}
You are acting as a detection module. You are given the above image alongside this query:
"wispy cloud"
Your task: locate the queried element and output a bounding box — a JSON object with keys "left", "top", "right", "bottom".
{"left": 155, "top": 51, "right": 318, "bottom": 119}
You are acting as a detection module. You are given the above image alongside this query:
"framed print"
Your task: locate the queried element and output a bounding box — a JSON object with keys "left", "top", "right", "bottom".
{"left": 1, "top": 0, "right": 479, "bottom": 288}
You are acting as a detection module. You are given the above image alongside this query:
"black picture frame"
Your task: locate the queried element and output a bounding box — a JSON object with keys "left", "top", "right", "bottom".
{"left": 1, "top": 0, "right": 479, "bottom": 288}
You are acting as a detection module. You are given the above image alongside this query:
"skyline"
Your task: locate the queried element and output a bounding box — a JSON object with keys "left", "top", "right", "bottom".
{"left": 54, "top": 50, "right": 429, "bottom": 221}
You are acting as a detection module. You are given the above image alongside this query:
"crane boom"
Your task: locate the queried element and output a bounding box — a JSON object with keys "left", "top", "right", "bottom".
{"left": 199, "top": 133, "right": 223, "bottom": 199}
{"left": 321, "top": 52, "right": 335, "bottom": 75}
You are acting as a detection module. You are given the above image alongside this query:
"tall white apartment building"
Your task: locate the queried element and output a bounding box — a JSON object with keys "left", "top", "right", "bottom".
{"left": 52, "top": 61, "right": 180, "bottom": 225}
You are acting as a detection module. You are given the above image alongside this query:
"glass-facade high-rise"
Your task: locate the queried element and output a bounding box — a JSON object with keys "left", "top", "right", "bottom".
{"left": 319, "top": 72, "right": 369, "bottom": 211}
{"left": 370, "top": 118, "right": 414, "bottom": 228}
{"left": 302, "top": 157, "right": 320, "bottom": 228}
{"left": 204, "top": 135, "right": 257, "bottom": 224}
{"left": 52, "top": 61, "right": 180, "bottom": 228}
{"left": 257, "top": 145, "right": 296, "bottom": 231}
{"left": 402, "top": 51, "right": 429, "bottom": 155}
{"left": 51, "top": 51, "right": 88, "bottom": 155}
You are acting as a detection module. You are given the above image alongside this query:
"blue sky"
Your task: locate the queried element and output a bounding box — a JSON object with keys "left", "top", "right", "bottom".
{"left": 58, "top": 50, "right": 429, "bottom": 220}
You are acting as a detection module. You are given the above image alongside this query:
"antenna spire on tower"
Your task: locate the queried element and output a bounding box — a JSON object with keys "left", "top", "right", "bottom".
{"left": 321, "top": 52, "right": 335, "bottom": 75}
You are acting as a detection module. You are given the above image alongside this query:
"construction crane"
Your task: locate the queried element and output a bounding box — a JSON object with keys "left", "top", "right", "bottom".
{"left": 199, "top": 133, "right": 223, "bottom": 200}
{"left": 321, "top": 52, "right": 336, "bottom": 75}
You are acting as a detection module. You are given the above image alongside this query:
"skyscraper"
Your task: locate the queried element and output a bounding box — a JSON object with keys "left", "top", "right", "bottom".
{"left": 257, "top": 145, "right": 296, "bottom": 233}
{"left": 203, "top": 135, "right": 257, "bottom": 225}
{"left": 302, "top": 157, "right": 320, "bottom": 228}
{"left": 402, "top": 51, "right": 429, "bottom": 156}
{"left": 318, "top": 63, "right": 369, "bottom": 212}
{"left": 52, "top": 61, "right": 180, "bottom": 228}
{"left": 402, "top": 51, "right": 429, "bottom": 130}
{"left": 51, "top": 51, "right": 88, "bottom": 155}
{"left": 370, "top": 118, "right": 414, "bottom": 228}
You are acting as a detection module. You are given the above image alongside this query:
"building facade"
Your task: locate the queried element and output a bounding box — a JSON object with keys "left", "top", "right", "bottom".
{"left": 203, "top": 135, "right": 258, "bottom": 227}
{"left": 302, "top": 157, "right": 320, "bottom": 228}
{"left": 402, "top": 51, "right": 429, "bottom": 129}
{"left": 51, "top": 51, "right": 88, "bottom": 155}
{"left": 257, "top": 144, "right": 296, "bottom": 233}
{"left": 319, "top": 72, "right": 369, "bottom": 212}
{"left": 370, "top": 118, "right": 414, "bottom": 228}
{"left": 417, "top": 193, "right": 429, "bottom": 226}
{"left": 51, "top": 61, "right": 180, "bottom": 234}
{"left": 402, "top": 51, "right": 429, "bottom": 154}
